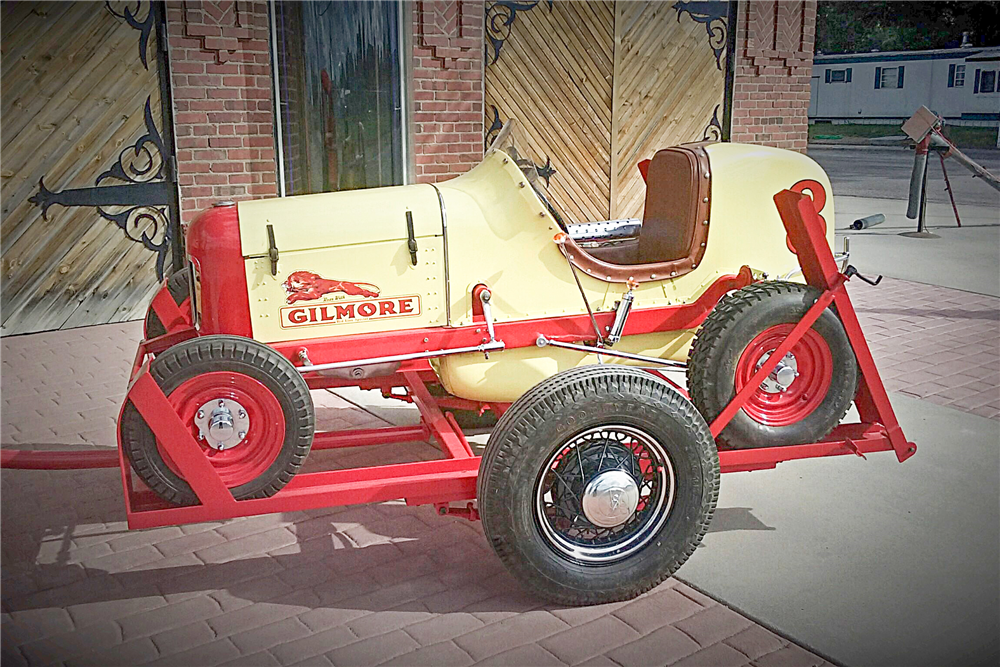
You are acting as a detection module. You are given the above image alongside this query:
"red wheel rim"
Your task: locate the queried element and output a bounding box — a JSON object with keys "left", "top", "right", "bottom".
{"left": 157, "top": 371, "right": 285, "bottom": 488}
{"left": 734, "top": 324, "right": 833, "bottom": 427}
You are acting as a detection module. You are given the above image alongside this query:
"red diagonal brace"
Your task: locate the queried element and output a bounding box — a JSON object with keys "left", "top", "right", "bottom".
{"left": 150, "top": 288, "right": 188, "bottom": 334}
{"left": 774, "top": 189, "right": 915, "bottom": 462}
{"left": 403, "top": 371, "right": 475, "bottom": 459}
{"left": 709, "top": 279, "right": 843, "bottom": 438}
{"left": 128, "top": 371, "right": 237, "bottom": 507}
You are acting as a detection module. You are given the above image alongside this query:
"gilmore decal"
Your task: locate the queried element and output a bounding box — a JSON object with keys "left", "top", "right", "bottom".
{"left": 280, "top": 295, "right": 421, "bottom": 328}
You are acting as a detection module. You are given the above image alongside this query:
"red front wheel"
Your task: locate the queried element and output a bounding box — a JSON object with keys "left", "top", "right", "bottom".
{"left": 120, "top": 336, "right": 314, "bottom": 505}
{"left": 687, "top": 281, "right": 857, "bottom": 449}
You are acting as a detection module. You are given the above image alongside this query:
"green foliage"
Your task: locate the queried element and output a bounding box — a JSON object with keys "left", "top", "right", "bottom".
{"left": 816, "top": 1, "right": 1000, "bottom": 54}
{"left": 808, "top": 123, "right": 998, "bottom": 149}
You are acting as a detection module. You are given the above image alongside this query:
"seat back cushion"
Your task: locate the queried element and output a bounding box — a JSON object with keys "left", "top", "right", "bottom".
{"left": 637, "top": 148, "right": 700, "bottom": 264}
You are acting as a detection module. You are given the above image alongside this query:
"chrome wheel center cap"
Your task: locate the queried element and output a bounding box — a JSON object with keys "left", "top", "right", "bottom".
{"left": 582, "top": 470, "right": 640, "bottom": 528}
{"left": 194, "top": 398, "right": 250, "bottom": 451}
{"left": 756, "top": 351, "right": 799, "bottom": 394}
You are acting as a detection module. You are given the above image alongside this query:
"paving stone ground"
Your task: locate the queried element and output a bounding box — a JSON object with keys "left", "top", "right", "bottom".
{"left": 3, "top": 276, "right": 995, "bottom": 666}
{"left": 848, "top": 278, "right": 1000, "bottom": 420}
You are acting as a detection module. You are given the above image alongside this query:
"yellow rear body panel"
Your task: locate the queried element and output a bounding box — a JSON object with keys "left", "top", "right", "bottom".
{"left": 433, "top": 144, "right": 834, "bottom": 402}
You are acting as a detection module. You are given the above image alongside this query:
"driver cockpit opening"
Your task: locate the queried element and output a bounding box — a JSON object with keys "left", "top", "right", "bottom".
{"left": 562, "top": 144, "right": 712, "bottom": 282}
{"left": 490, "top": 119, "right": 712, "bottom": 283}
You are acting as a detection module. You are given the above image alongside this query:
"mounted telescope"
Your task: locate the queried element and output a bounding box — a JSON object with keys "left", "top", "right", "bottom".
{"left": 901, "top": 106, "right": 1000, "bottom": 237}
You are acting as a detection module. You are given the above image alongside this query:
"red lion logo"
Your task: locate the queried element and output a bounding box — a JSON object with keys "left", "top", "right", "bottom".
{"left": 282, "top": 271, "right": 380, "bottom": 304}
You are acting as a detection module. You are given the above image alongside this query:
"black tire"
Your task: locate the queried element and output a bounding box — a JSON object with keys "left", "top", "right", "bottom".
{"left": 687, "top": 281, "right": 857, "bottom": 449}
{"left": 144, "top": 270, "right": 191, "bottom": 339}
{"left": 478, "top": 365, "right": 719, "bottom": 606}
{"left": 426, "top": 383, "right": 499, "bottom": 430}
{"left": 120, "top": 335, "right": 314, "bottom": 506}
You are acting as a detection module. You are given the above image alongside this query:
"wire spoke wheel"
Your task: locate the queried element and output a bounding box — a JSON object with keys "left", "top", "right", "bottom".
{"left": 479, "top": 365, "right": 718, "bottom": 606}
{"left": 535, "top": 425, "right": 675, "bottom": 564}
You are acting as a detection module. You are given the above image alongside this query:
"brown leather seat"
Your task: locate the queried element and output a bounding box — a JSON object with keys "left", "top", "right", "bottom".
{"left": 565, "top": 144, "right": 711, "bottom": 282}
{"left": 637, "top": 148, "right": 702, "bottom": 264}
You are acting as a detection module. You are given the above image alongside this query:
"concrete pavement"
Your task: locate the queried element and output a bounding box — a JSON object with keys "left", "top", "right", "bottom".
{"left": 681, "top": 391, "right": 999, "bottom": 667}
{"left": 833, "top": 197, "right": 999, "bottom": 297}
{"left": 808, "top": 146, "right": 1000, "bottom": 208}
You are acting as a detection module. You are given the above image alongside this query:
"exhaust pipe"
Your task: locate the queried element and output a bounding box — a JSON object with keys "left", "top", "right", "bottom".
{"left": 851, "top": 214, "right": 885, "bottom": 230}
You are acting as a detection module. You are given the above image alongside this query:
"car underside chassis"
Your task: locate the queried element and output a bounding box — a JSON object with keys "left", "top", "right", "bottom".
{"left": 1, "top": 190, "right": 916, "bottom": 605}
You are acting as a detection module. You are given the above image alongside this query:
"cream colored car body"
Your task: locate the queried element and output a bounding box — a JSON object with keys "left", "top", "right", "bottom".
{"left": 237, "top": 142, "right": 834, "bottom": 402}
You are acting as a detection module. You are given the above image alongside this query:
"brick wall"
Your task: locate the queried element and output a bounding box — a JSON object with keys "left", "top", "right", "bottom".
{"left": 165, "top": 0, "right": 277, "bottom": 222}
{"left": 731, "top": 0, "right": 816, "bottom": 152}
{"left": 411, "top": 1, "right": 485, "bottom": 183}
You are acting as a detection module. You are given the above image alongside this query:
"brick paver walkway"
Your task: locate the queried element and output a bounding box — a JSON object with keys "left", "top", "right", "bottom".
{"left": 5, "top": 274, "right": 996, "bottom": 666}
{"left": 849, "top": 278, "right": 1000, "bottom": 420}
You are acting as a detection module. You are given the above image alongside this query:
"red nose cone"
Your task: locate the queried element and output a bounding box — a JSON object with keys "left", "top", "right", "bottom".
{"left": 186, "top": 204, "right": 252, "bottom": 337}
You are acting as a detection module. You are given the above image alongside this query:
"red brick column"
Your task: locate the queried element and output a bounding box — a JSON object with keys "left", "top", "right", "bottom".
{"left": 730, "top": 0, "right": 816, "bottom": 152}
{"left": 411, "top": 1, "right": 485, "bottom": 183}
{"left": 165, "top": 0, "right": 277, "bottom": 222}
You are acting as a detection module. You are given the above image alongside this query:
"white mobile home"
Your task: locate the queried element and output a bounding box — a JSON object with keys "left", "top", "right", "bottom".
{"left": 810, "top": 47, "right": 1000, "bottom": 126}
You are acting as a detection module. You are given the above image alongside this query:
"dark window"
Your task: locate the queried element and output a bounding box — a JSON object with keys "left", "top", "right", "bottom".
{"left": 878, "top": 66, "right": 902, "bottom": 89}
{"left": 273, "top": 1, "right": 404, "bottom": 195}
{"left": 825, "top": 68, "right": 851, "bottom": 83}
{"left": 949, "top": 64, "right": 966, "bottom": 88}
{"left": 979, "top": 70, "right": 997, "bottom": 94}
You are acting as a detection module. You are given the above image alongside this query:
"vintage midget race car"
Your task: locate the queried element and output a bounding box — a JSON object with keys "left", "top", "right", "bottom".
{"left": 113, "top": 120, "right": 909, "bottom": 605}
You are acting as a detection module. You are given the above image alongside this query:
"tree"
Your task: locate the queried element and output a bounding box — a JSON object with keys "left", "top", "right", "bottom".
{"left": 816, "top": 1, "right": 1000, "bottom": 54}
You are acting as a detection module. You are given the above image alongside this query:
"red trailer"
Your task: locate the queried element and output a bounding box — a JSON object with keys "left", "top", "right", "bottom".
{"left": 1, "top": 189, "right": 914, "bottom": 606}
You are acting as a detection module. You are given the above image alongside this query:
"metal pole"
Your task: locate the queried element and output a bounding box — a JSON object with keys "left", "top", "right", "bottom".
{"left": 902, "top": 135, "right": 939, "bottom": 238}
{"left": 938, "top": 152, "right": 961, "bottom": 227}
{"left": 929, "top": 130, "right": 1000, "bottom": 193}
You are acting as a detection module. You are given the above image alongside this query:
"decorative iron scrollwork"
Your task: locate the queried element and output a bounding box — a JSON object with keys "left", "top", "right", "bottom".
{"left": 97, "top": 99, "right": 165, "bottom": 186}
{"left": 29, "top": 98, "right": 174, "bottom": 279}
{"left": 701, "top": 104, "right": 723, "bottom": 141}
{"left": 535, "top": 155, "right": 556, "bottom": 187}
{"left": 672, "top": 1, "right": 729, "bottom": 71}
{"left": 484, "top": 106, "right": 504, "bottom": 150}
{"left": 106, "top": 1, "right": 154, "bottom": 69}
{"left": 485, "top": 0, "right": 552, "bottom": 66}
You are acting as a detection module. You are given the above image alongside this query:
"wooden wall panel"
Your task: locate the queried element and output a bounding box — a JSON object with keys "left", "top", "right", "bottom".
{"left": 485, "top": 0, "right": 615, "bottom": 223}
{"left": 1, "top": 1, "right": 167, "bottom": 335}
{"left": 611, "top": 1, "right": 729, "bottom": 219}
{"left": 484, "top": 0, "right": 730, "bottom": 224}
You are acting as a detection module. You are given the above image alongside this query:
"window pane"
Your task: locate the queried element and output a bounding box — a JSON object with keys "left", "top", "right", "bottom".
{"left": 880, "top": 67, "right": 898, "bottom": 89}
{"left": 274, "top": 1, "right": 403, "bottom": 195}
{"left": 830, "top": 69, "right": 846, "bottom": 82}
{"left": 982, "top": 71, "right": 997, "bottom": 94}
{"left": 955, "top": 64, "right": 965, "bottom": 87}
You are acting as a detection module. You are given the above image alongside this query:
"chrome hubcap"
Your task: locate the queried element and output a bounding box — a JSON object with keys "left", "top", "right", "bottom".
{"left": 194, "top": 398, "right": 250, "bottom": 450}
{"left": 535, "top": 425, "right": 676, "bottom": 564}
{"left": 582, "top": 470, "right": 640, "bottom": 528}
{"left": 756, "top": 351, "right": 799, "bottom": 393}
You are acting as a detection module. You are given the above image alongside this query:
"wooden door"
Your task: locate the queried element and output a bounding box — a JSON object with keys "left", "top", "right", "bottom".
{"left": 484, "top": 0, "right": 733, "bottom": 223}
{"left": 1, "top": 1, "right": 179, "bottom": 335}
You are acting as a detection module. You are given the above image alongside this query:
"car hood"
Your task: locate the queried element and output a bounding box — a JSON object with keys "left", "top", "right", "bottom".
{"left": 237, "top": 183, "right": 444, "bottom": 257}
